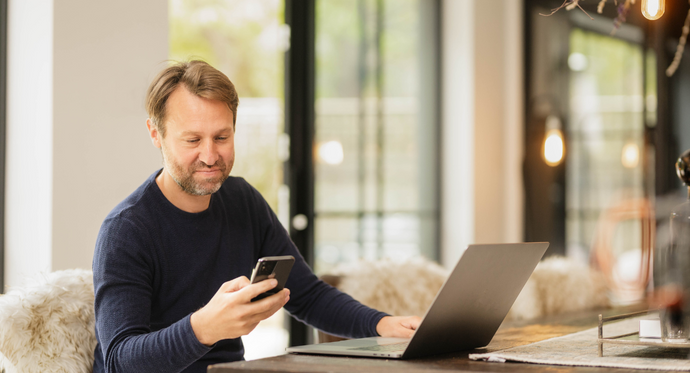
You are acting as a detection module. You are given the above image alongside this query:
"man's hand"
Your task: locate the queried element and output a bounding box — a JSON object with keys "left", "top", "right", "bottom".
{"left": 190, "top": 276, "right": 290, "bottom": 346}
{"left": 376, "top": 316, "right": 422, "bottom": 338}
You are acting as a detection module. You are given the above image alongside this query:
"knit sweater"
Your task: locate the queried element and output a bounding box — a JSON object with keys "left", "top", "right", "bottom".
{"left": 92, "top": 170, "right": 387, "bottom": 373}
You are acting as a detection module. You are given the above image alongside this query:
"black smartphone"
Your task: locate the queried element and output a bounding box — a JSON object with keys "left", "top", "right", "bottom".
{"left": 249, "top": 255, "right": 295, "bottom": 301}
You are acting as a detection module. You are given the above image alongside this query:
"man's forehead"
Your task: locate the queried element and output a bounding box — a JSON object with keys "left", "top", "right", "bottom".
{"left": 165, "top": 117, "right": 234, "bottom": 134}
{"left": 169, "top": 85, "right": 231, "bottom": 109}
{"left": 164, "top": 86, "right": 234, "bottom": 127}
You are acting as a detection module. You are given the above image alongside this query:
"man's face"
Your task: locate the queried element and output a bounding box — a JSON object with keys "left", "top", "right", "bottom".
{"left": 151, "top": 85, "right": 235, "bottom": 196}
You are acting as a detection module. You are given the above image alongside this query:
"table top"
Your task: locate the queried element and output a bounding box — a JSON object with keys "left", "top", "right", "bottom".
{"left": 208, "top": 307, "right": 663, "bottom": 373}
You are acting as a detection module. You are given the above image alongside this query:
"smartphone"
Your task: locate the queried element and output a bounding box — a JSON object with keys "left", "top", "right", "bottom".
{"left": 249, "top": 255, "right": 295, "bottom": 301}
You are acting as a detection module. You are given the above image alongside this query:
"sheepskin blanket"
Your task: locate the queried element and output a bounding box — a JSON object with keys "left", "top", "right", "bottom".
{"left": 507, "top": 256, "right": 610, "bottom": 320}
{"left": 324, "top": 257, "right": 449, "bottom": 317}
{"left": 324, "top": 256, "right": 609, "bottom": 321}
{"left": 0, "top": 269, "right": 96, "bottom": 373}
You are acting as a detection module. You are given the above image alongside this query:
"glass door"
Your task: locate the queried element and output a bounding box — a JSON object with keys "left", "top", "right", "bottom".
{"left": 312, "top": 0, "right": 440, "bottom": 275}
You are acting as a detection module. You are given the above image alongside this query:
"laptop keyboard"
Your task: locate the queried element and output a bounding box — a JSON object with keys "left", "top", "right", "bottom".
{"left": 349, "top": 342, "right": 409, "bottom": 352}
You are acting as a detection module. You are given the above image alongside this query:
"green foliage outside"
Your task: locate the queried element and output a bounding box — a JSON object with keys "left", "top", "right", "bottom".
{"left": 170, "top": 0, "right": 285, "bottom": 98}
{"left": 570, "top": 28, "right": 643, "bottom": 96}
{"left": 315, "top": 0, "right": 418, "bottom": 99}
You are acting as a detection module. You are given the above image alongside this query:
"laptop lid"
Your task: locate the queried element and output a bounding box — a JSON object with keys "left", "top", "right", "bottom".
{"left": 287, "top": 242, "right": 549, "bottom": 359}
{"left": 402, "top": 242, "right": 548, "bottom": 358}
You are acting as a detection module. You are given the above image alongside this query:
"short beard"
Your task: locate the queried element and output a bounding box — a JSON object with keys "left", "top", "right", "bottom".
{"left": 161, "top": 146, "right": 230, "bottom": 196}
{"left": 170, "top": 161, "right": 228, "bottom": 196}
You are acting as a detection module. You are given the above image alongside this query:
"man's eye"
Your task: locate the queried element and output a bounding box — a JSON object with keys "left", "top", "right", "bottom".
{"left": 186, "top": 139, "right": 199, "bottom": 143}
{"left": 216, "top": 137, "right": 228, "bottom": 141}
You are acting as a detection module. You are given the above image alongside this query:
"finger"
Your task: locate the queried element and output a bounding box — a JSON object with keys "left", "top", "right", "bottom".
{"left": 248, "top": 288, "right": 289, "bottom": 311}
{"left": 219, "top": 276, "right": 250, "bottom": 293}
{"left": 250, "top": 288, "right": 289, "bottom": 308}
{"left": 234, "top": 276, "right": 251, "bottom": 289}
{"left": 402, "top": 316, "right": 422, "bottom": 330}
{"left": 393, "top": 319, "right": 418, "bottom": 338}
{"left": 400, "top": 327, "right": 416, "bottom": 338}
{"left": 251, "top": 289, "right": 290, "bottom": 320}
{"left": 241, "top": 279, "right": 279, "bottom": 301}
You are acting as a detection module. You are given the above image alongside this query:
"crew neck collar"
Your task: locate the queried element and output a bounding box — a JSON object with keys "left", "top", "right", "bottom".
{"left": 149, "top": 169, "right": 215, "bottom": 218}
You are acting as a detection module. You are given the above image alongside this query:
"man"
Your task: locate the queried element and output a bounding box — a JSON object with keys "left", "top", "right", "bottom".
{"left": 92, "top": 60, "right": 420, "bottom": 373}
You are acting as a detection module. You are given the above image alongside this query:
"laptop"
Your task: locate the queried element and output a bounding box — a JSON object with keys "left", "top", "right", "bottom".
{"left": 287, "top": 242, "right": 549, "bottom": 359}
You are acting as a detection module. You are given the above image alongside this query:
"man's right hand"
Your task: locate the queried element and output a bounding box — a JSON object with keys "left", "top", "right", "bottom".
{"left": 190, "top": 276, "right": 290, "bottom": 346}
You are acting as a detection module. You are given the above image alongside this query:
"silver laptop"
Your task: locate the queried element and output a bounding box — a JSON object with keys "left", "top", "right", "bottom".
{"left": 287, "top": 242, "right": 549, "bottom": 359}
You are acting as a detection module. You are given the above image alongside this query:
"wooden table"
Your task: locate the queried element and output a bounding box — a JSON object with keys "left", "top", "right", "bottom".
{"left": 209, "top": 307, "right": 668, "bottom": 373}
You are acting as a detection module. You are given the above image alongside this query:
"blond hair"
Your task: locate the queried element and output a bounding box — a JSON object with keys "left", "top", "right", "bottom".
{"left": 146, "top": 60, "right": 239, "bottom": 137}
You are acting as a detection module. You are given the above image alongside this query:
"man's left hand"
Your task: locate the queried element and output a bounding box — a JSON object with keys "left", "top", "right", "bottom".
{"left": 375, "top": 316, "right": 421, "bottom": 338}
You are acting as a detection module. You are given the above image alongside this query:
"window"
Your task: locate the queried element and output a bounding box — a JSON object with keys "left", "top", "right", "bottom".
{"left": 566, "top": 27, "right": 650, "bottom": 263}
{"left": 313, "top": 0, "right": 440, "bottom": 275}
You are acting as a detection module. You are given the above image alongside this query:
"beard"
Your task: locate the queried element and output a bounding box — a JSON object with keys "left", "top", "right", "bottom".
{"left": 161, "top": 146, "right": 232, "bottom": 196}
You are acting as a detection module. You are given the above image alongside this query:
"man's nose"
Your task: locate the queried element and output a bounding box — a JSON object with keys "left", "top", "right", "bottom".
{"left": 199, "top": 140, "right": 219, "bottom": 166}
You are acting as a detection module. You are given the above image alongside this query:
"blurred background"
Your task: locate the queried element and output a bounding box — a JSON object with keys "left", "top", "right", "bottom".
{"left": 3, "top": 0, "right": 690, "bottom": 361}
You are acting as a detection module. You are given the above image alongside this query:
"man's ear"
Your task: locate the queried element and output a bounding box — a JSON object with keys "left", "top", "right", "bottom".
{"left": 146, "top": 118, "right": 162, "bottom": 149}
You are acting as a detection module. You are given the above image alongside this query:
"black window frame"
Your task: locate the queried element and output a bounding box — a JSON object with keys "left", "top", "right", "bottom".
{"left": 284, "top": 0, "right": 316, "bottom": 347}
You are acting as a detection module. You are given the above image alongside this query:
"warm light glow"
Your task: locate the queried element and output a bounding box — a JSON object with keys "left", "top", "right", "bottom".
{"left": 318, "top": 141, "right": 344, "bottom": 165}
{"left": 621, "top": 142, "right": 640, "bottom": 169}
{"left": 543, "top": 129, "right": 564, "bottom": 167}
{"left": 641, "top": 0, "right": 665, "bottom": 20}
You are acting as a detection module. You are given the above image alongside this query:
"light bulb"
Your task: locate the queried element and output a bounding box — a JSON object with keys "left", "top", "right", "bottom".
{"left": 543, "top": 129, "right": 564, "bottom": 167}
{"left": 543, "top": 115, "right": 565, "bottom": 167}
{"left": 641, "top": 0, "right": 665, "bottom": 20}
{"left": 621, "top": 142, "right": 640, "bottom": 169}
{"left": 318, "top": 141, "right": 344, "bottom": 165}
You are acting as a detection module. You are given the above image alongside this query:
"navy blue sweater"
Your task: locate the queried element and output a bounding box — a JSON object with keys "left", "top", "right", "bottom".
{"left": 92, "top": 170, "right": 387, "bottom": 373}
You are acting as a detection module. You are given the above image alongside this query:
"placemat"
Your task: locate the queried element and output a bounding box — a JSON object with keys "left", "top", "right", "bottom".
{"left": 470, "top": 315, "right": 690, "bottom": 371}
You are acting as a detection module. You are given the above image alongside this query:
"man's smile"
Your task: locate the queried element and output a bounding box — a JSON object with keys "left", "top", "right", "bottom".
{"left": 195, "top": 169, "right": 221, "bottom": 176}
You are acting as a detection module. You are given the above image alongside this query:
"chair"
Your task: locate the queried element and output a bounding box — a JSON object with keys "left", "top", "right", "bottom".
{"left": 0, "top": 269, "right": 96, "bottom": 373}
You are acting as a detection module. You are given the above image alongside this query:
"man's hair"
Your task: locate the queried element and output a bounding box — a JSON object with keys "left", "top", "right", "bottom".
{"left": 146, "top": 60, "right": 239, "bottom": 137}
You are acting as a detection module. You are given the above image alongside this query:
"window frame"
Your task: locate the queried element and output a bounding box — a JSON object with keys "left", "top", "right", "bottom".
{"left": 284, "top": 0, "right": 316, "bottom": 347}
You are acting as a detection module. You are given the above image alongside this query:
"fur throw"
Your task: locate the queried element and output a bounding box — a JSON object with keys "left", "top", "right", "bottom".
{"left": 507, "top": 256, "right": 610, "bottom": 320}
{"left": 325, "top": 256, "right": 609, "bottom": 321}
{"left": 325, "top": 258, "right": 449, "bottom": 317}
{"left": 0, "top": 269, "right": 96, "bottom": 373}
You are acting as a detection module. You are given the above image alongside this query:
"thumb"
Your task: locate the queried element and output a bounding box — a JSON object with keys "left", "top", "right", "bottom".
{"left": 218, "top": 276, "right": 250, "bottom": 294}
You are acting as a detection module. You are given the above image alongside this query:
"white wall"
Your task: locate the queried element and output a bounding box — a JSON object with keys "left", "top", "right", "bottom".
{"left": 5, "top": 0, "right": 168, "bottom": 288}
{"left": 441, "top": 0, "right": 475, "bottom": 268}
{"left": 6, "top": 0, "right": 54, "bottom": 288}
{"left": 441, "top": 0, "right": 524, "bottom": 268}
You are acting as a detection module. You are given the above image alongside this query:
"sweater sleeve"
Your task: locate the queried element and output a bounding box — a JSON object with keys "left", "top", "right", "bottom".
{"left": 247, "top": 184, "right": 389, "bottom": 338}
{"left": 285, "top": 257, "right": 390, "bottom": 338}
{"left": 93, "top": 216, "right": 212, "bottom": 373}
